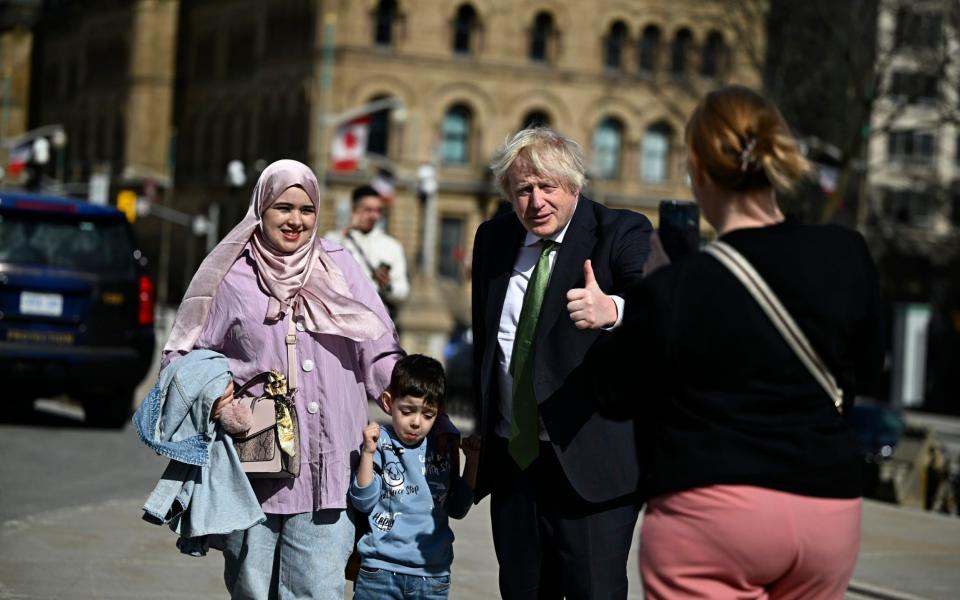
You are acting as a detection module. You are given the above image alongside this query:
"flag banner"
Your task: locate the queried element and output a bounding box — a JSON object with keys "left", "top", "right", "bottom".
{"left": 331, "top": 116, "right": 370, "bottom": 172}
{"left": 7, "top": 141, "right": 32, "bottom": 176}
{"left": 371, "top": 171, "right": 396, "bottom": 204}
{"left": 815, "top": 162, "right": 838, "bottom": 196}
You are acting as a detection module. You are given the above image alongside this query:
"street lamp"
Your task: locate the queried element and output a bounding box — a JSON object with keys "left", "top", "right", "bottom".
{"left": 51, "top": 128, "right": 67, "bottom": 184}
{"left": 417, "top": 164, "right": 438, "bottom": 277}
{"left": 218, "top": 159, "right": 248, "bottom": 252}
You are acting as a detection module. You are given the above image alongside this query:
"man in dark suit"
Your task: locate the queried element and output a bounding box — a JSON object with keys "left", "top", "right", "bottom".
{"left": 471, "top": 127, "right": 656, "bottom": 599}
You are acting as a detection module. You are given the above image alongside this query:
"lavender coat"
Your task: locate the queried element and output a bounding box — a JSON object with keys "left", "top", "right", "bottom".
{"left": 191, "top": 239, "right": 403, "bottom": 513}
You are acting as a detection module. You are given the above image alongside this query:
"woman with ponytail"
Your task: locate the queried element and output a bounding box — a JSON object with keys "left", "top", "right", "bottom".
{"left": 593, "top": 86, "right": 883, "bottom": 599}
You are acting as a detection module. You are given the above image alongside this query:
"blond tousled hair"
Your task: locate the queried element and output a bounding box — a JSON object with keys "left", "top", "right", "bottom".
{"left": 490, "top": 127, "right": 587, "bottom": 198}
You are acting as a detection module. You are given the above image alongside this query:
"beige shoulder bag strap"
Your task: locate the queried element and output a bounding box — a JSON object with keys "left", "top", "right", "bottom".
{"left": 704, "top": 240, "right": 844, "bottom": 414}
{"left": 286, "top": 315, "right": 298, "bottom": 394}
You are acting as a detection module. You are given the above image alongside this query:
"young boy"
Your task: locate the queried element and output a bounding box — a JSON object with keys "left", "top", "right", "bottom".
{"left": 349, "top": 354, "right": 481, "bottom": 600}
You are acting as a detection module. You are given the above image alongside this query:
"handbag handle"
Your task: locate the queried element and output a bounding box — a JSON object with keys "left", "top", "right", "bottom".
{"left": 704, "top": 241, "right": 844, "bottom": 414}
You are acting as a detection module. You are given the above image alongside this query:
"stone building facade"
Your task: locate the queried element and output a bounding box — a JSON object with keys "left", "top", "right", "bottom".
{"left": 865, "top": 0, "right": 960, "bottom": 267}
{"left": 18, "top": 0, "right": 765, "bottom": 354}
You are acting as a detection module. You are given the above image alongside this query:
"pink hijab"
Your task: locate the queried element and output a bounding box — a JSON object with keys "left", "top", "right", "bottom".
{"left": 164, "top": 159, "right": 388, "bottom": 354}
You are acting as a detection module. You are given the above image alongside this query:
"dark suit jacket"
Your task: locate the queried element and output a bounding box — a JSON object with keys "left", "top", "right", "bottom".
{"left": 470, "top": 196, "right": 654, "bottom": 503}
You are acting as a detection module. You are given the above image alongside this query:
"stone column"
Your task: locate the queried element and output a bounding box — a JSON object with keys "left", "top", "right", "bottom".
{"left": 125, "top": 0, "right": 179, "bottom": 177}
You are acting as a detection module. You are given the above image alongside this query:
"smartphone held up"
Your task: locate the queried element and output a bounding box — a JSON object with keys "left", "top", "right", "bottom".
{"left": 658, "top": 200, "right": 701, "bottom": 263}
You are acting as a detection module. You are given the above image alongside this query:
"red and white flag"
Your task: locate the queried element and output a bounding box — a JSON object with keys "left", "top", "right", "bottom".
{"left": 7, "top": 141, "right": 32, "bottom": 176}
{"left": 331, "top": 116, "right": 370, "bottom": 172}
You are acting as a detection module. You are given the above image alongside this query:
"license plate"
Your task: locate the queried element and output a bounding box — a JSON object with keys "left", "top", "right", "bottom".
{"left": 20, "top": 291, "right": 64, "bottom": 317}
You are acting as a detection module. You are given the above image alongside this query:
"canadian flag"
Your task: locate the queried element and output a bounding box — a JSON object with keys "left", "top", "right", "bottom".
{"left": 331, "top": 116, "right": 370, "bottom": 172}
{"left": 7, "top": 141, "right": 32, "bottom": 176}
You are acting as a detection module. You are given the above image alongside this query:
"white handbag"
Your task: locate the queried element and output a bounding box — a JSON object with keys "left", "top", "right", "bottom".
{"left": 231, "top": 316, "right": 302, "bottom": 477}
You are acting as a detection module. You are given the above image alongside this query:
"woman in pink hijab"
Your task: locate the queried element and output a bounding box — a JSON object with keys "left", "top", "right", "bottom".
{"left": 163, "top": 159, "right": 403, "bottom": 599}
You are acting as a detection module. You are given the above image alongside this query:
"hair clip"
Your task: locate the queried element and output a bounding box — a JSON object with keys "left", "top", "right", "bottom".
{"left": 739, "top": 137, "right": 757, "bottom": 172}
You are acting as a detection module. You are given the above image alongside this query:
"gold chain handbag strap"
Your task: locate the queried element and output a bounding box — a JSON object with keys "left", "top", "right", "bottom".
{"left": 704, "top": 241, "right": 844, "bottom": 414}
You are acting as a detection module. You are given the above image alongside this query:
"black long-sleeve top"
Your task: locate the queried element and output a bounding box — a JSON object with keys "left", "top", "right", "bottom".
{"left": 598, "top": 219, "right": 884, "bottom": 500}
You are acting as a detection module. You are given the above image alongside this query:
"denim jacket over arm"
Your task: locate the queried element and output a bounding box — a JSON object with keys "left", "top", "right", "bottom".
{"left": 135, "top": 349, "right": 265, "bottom": 543}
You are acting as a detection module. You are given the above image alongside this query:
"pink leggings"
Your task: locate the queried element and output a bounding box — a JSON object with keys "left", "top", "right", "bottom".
{"left": 640, "top": 485, "right": 861, "bottom": 600}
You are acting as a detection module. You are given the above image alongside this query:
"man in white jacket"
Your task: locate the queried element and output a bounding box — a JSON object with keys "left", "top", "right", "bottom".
{"left": 325, "top": 185, "right": 409, "bottom": 322}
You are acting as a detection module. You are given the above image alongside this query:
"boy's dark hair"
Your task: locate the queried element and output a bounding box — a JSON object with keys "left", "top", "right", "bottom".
{"left": 388, "top": 354, "right": 446, "bottom": 410}
{"left": 351, "top": 184, "right": 382, "bottom": 206}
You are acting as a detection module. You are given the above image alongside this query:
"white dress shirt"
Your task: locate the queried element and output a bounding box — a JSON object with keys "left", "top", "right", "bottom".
{"left": 494, "top": 220, "right": 624, "bottom": 439}
{"left": 323, "top": 227, "right": 410, "bottom": 305}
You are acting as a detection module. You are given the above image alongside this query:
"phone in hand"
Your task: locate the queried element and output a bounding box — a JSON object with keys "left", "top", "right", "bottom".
{"left": 658, "top": 200, "right": 701, "bottom": 262}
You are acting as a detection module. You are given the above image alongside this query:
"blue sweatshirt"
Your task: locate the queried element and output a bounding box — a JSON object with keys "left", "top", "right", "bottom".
{"left": 348, "top": 425, "right": 474, "bottom": 576}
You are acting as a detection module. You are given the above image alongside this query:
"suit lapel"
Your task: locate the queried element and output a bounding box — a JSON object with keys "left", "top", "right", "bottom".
{"left": 536, "top": 198, "right": 598, "bottom": 343}
{"left": 482, "top": 217, "right": 526, "bottom": 377}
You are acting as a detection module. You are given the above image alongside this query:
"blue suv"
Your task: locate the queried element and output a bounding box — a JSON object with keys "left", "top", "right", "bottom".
{"left": 0, "top": 191, "right": 155, "bottom": 427}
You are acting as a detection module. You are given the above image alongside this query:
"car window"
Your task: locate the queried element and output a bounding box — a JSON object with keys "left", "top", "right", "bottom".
{"left": 0, "top": 212, "right": 136, "bottom": 274}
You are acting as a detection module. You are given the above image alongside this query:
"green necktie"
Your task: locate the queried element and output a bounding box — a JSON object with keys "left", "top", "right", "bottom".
{"left": 509, "top": 239, "right": 558, "bottom": 469}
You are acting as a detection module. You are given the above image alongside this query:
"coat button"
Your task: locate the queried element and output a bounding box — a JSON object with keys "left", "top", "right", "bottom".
{"left": 302, "top": 359, "right": 314, "bottom": 372}
{"left": 307, "top": 401, "right": 319, "bottom": 414}
{"left": 296, "top": 321, "right": 305, "bottom": 332}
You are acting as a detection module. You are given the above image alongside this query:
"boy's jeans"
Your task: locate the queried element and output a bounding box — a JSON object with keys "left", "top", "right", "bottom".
{"left": 353, "top": 567, "right": 451, "bottom": 600}
{"left": 222, "top": 509, "right": 354, "bottom": 600}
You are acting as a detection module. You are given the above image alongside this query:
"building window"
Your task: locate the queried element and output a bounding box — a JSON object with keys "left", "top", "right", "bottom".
{"left": 888, "top": 130, "right": 935, "bottom": 165}
{"left": 192, "top": 33, "right": 215, "bottom": 79}
{"left": 883, "top": 188, "right": 936, "bottom": 227}
{"left": 639, "top": 25, "right": 661, "bottom": 75}
{"left": 439, "top": 216, "right": 465, "bottom": 279}
{"left": 641, "top": 123, "right": 672, "bottom": 183}
{"left": 453, "top": 4, "right": 477, "bottom": 55}
{"left": 521, "top": 110, "right": 551, "bottom": 129}
{"left": 440, "top": 104, "right": 472, "bottom": 165}
{"left": 226, "top": 25, "right": 256, "bottom": 79}
{"left": 700, "top": 30, "right": 726, "bottom": 78}
{"left": 890, "top": 71, "right": 939, "bottom": 104}
{"left": 367, "top": 96, "right": 393, "bottom": 157}
{"left": 530, "top": 12, "right": 554, "bottom": 63}
{"left": 592, "top": 117, "right": 623, "bottom": 179}
{"left": 671, "top": 29, "right": 693, "bottom": 79}
{"left": 895, "top": 8, "right": 942, "bottom": 50}
{"left": 604, "top": 21, "right": 628, "bottom": 70}
{"left": 374, "top": 0, "right": 397, "bottom": 46}
{"left": 86, "top": 36, "right": 127, "bottom": 88}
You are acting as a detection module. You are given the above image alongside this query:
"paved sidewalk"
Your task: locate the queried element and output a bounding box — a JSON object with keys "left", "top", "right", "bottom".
{"left": 2, "top": 486, "right": 959, "bottom": 600}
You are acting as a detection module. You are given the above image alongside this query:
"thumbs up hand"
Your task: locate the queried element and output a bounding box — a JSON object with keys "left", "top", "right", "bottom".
{"left": 566, "top": 259, "right": 618, "bottom": 330}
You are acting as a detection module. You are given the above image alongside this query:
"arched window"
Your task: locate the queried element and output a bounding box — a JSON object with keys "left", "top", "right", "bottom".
{"left": 530, "top": 12, "right": 554, "bottom": 63}
{"left": 639, "top": 25, "right": 661, "bottom": 75}
{"left": 604, "top": 21, "right": 628, "bottom": 70}
{"left": 592, "top": 117, "right": 623, "bottom": 179}
{"left": 671, "top": 28, "right": 693, "bottom": 78}
{"left": 374, "top": 0, "right": 397, "bottom": 46}
{"left": 521, "top": 110, "right": 551, "bottom": 129}
{"left": 440, "top": 104, "right": 472, "bottom": 165}
{"left": 700, "top": 30, "right": 726, "bottom": 78}
{"left": 453, "top": 4, "right": 477, "bottom": 55}
{"left": 367, "top": 95, "right": 393, "bottom": 157}
{"left": 641, "top": 122, "right": 672, "bottom": 183}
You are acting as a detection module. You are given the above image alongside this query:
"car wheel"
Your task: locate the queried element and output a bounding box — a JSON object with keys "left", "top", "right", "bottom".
{"left": 81, "top": 389, "right": 134, "bottom": 429}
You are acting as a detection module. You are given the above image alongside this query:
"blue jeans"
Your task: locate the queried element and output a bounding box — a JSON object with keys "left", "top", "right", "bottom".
{"left": 353, "top": 567, "right": 451, "bottom": 600}
{"left": 222, "top": 509, "right": 354, "bottom": 600}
